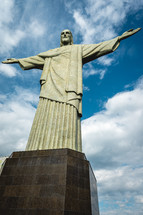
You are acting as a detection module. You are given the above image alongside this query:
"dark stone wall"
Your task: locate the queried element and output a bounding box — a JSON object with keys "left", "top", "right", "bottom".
{"left": 0, "top": 149, "right": 99, "bottom": 215}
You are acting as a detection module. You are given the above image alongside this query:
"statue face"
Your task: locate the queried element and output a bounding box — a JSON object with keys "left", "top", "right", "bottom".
{"left": 61, "top": 29, "right": 72, "bottom": 46}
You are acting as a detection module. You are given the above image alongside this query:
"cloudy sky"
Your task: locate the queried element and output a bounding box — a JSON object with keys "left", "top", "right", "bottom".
{"left": 0, "top": 0, "right": 143, "bottom": 214}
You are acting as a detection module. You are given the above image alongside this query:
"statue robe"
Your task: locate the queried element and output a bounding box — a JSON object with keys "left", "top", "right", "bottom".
{"left": 18, "top": 37, "right": 120, "bottom": 152}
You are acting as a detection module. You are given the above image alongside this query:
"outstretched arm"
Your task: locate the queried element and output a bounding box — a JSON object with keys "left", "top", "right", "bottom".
{"left": 2, "top": 55, "right": 45, "bottom": 71}
{"left": 82, "top": 27, "right": 141, "bottom": 64}
{"left": 118, "top": 28, "right": 141, "bottom": 41}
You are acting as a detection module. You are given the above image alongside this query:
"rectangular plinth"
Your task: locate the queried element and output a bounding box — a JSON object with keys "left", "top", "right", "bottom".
{"left": 0, "top": 148, "right": 99, "bottom": 215}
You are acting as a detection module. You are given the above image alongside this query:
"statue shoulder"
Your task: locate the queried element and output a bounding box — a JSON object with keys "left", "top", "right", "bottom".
{"left": 38, "top": 45, "right": 82, "bottom": 57}
{"left": 38, "top": 47, "right": 60, "bottom": 57}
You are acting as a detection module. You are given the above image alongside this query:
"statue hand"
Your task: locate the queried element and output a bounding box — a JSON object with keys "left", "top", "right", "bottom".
{"left": 119, "top": 28, "right": 141, "bottom": 41}
{"left": 2, "top": 58, "right": 18, "bottom": 64}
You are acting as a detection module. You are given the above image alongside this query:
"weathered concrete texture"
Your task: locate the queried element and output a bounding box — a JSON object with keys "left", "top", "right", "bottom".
{"left": 0, "top": 149, "right": 99, "bottom": 215}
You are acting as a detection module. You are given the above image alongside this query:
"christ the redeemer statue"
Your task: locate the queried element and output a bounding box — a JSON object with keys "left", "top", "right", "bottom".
{"left": 2, "top": 28, "right": 141, "bottom": 152}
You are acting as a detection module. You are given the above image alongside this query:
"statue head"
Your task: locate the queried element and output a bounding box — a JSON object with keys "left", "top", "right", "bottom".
{"left": 60, "top": 29, "right": 73, "bottom": 47}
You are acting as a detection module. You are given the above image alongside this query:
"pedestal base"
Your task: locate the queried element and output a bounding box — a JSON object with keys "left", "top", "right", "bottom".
{"left": 0, "top": 149, "right": 99, "bottom": 215}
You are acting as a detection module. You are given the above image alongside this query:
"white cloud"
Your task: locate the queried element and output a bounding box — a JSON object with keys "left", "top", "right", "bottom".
{"left": 135, "top": 75, "right": 143, "bottom": 89}
{"left": 82, "top": 82, "right": 143, "bottom": 166}
{"left": 97, "top": 56, "right": 114, "bottom": 66}
{"left": 0, "top": 0, "right": 14, "bottom": 25}
{"left": 96, "top": 166, "right": 143, "bottom": 194}
{"left": 73, "top": 10, "right": 97, "bottom": 44}
{"left": 27, "top": 20, "right": 45, "bottom": 37}
{"left": 135, "top": 195, "right": 143, "bottom": 204}
{"left": 0, "top": 0, "right": 25, "bottom": 54}
{"left": 0, "top": 0, "right": 46, "bottom": 55}
{"left": 83, "top": 68, "right": 106, "bottom": 79}
{"left": 82, "top": 76, "right": 143, "bottom": 214}
{"left": 0, "top": 64, "right": 18, "bottom": 77}
{"left": 83, "top": 63, "right": 107, "bottom": 79}
{"left": 0, "top": 87, "right": 38, "bottom": 156}
{"left": 96, "top": 166, "right": 143, "bottom": 214}
{"left": 2, "top": 29, "right": 25, "bottom": 50}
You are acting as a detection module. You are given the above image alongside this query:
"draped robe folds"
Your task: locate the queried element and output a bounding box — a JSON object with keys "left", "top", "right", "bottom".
{"left": 18, "top": 37, "right": 120, "bottom": 152}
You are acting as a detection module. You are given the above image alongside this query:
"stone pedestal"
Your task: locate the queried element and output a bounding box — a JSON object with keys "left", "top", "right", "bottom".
{"left": 0, "top": 149, "right": 99, "bottom": 215}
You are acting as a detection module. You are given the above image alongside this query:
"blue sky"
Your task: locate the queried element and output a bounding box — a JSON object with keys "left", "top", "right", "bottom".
{"left": 0, "top": 0, "right": 143, "bottom": 214}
